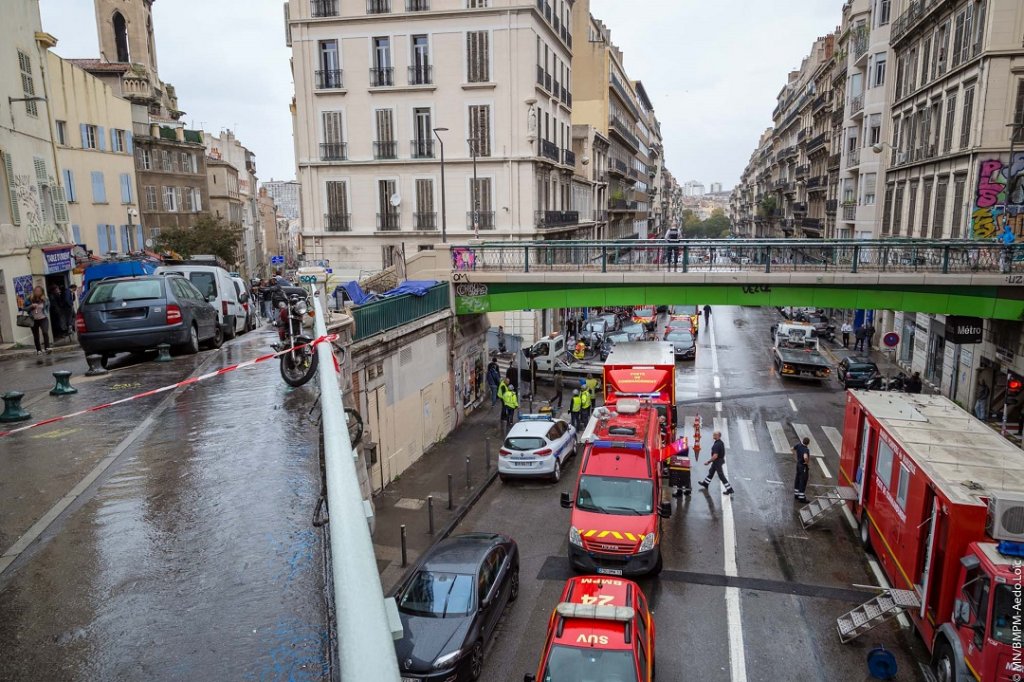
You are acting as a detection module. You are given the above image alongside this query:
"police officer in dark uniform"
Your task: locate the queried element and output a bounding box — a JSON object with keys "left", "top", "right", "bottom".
{"left": 699, "top": 431, "right": 734, "bottom": 495}
{"left": 792, "top": 436, "right": 811, "bottom": 502}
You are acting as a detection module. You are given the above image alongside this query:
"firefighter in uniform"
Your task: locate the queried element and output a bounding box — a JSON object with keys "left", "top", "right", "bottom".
{"left": 792, "top": 436, "right": 811, "bottom": 502}
{"left": 569, "top": 389, "right": 583, "bottom": 430}
{"left": 500, "top": 380, "right": 519, "bottom": 431}
{"left": 699, "top": 431, "right": 735, "bottom": 495}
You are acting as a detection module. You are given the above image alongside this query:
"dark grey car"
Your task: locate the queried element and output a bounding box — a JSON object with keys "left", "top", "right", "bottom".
{"left": 393, "top": 533, "right": 519, "bottom": 681}
{"left": 77, "top": 276, "right": 222, "bottom": 363}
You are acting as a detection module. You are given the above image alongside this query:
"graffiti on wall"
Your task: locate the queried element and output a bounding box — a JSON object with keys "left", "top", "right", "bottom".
{"left": 972, "top": 153, "right": 1024, "bottom": 242}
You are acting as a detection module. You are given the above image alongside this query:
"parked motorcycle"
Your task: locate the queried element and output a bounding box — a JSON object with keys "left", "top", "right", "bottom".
{"left": 274, "top": 292, "right": 319, "bottom": 387}
{"left": 869, "top": 372, "right": 907, "bottom": 392}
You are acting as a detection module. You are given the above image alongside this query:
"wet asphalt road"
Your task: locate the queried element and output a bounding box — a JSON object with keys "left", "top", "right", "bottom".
{"left": 458, "top": 306, "right": 929, "bottom": 682}
{"left": 0, "top": 326, "right": 329, "bottom": 681}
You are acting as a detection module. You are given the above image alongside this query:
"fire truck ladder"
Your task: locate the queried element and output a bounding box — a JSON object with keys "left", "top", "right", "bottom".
{"left": 836, "top": 588, "right": 921, "bottom": 643}
{"left": 798, "top": 486, "right": 858, "bottom": 529}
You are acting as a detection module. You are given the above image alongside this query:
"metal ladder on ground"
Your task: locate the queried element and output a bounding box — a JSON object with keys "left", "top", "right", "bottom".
{"left": 798, "top": 486, "right": 858, "bottom": 528}
{"left": 836, "top": 588, "right": 921, "bottom": 643}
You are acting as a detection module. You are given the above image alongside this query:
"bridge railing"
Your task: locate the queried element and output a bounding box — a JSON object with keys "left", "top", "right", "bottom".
{"left": 449, "top": 240, "right": 1020, "bottom": 275}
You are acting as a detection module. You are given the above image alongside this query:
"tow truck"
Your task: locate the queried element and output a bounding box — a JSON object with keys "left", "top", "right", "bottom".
{"left": 561, "top": 399, "right": 672, "bottom": 577}
{"left": 521, "top": 333, "right": 605, "bottom": 379}
{"left": 603, "top": 342, "right": 677, "bottom": 434}
{"left": 770, "top": 321, "right": 831, "bottom": 381}
{"left": 524, "top": 576, "right": 656, "bottom": 682}
{"left": 837, "top": 390, "right": 1024, "bottom": 681}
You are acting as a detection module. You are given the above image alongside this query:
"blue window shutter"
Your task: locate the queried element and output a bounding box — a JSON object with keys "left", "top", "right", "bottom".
{"left": 126, "top": 132, "right": 133, "bottom": 154}
{"left": 71, "top": 224, "right": 81, "bottom": 243}
{"left": 63, "top": 169, "right": 76, "bottom": 202}
{"left": 135, "top": 224, "right": 144, "bottom": 250}
{"left": 91, "top": 171, "right": 106, "bottom": 203}
{"left": 120, "top": 173, "right": 132, "bottom": 203}
{"left": 97, "top": 224, "right": 109, "bottom": 253}
{"left": 80, "top": 124, "right": 88, "bottom": 148}
{"left": 97, "top": 127, "right": 106, "bottom": 151}
{"left": 120, "top": 225, "right": 129, "bottom": 252}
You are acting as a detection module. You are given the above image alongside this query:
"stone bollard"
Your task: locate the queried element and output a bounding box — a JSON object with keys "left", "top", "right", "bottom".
{"left": 0, "top": 391, "right": 31, "bottom": 423}
{"left": 155, "top": 343, "right": 172, "bottom": 363}
{"left": 50, "top": 370, "right": 78, "bottom": 396}
{"left": 85, "top": 354, "right": 108, "bottom": 376}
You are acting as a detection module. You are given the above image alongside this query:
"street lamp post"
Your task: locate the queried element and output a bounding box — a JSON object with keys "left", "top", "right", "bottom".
{"left": 468, "top": 136, "right": 480, "bottom": 239}
{"left": 432, "top": 127, "right": 448, "bottom": 243}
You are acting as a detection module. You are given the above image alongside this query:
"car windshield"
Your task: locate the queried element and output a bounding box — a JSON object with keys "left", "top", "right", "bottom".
{"left": 605, "top": 333, "right": 630, "bottom": 345}
{"left": 188, "top": 272, "right": 217, "bottom": 299}
{"left": 85, "top": 279, "right": 163, "bottom": 303}
{"left": 584, "top": 321, "right": 606, "bottom": 332}
{"left": 666, "top": 331, "right": 693, "bottom": 344}
{"left": 542, "top": 645, "right": 638, "bottom": 682}
{"left": 505, "top": 436, "right": 547, "bottom": 451}
{"left": 848, "top": 363, "right": 877, "bottom": 372}
{"left": 621, "top": 324, "right": 644, "bottom": 336}
{"left": 398, "top": 571, "right": 474, "bottom": 617}
{"left": 576, "top": 475, "right": 654, "bottom": 516}
{"left": 991, "top": 584, "right": 1018, "bottom": 645}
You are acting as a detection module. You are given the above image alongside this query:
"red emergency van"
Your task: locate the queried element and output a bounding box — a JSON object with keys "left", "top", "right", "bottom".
{"left": 524, "top": 575, "right": 656, "bottom": 682}
{"left": 839, "top": 390, "right": 1024, "bottom": 682}
{"left": 561, "top": 399, "right": 672, "bottom": 576}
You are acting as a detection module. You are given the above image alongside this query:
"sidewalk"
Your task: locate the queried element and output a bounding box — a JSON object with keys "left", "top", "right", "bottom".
{"left": 0, "top": 335, "right": 79, "bottom": 362}
{"left": 372, "top": 401, "right": 507, "bottom": 593}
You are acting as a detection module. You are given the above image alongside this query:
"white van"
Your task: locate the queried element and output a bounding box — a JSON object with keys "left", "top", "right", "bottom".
{"left": 155, "top": 263, "right": 247, "bottom": 338}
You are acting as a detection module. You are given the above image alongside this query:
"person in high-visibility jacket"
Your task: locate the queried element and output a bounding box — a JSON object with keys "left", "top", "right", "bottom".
{"left": 573, "top": 340, "right": 586, "bottom": 360}
{"left": 500, "top": 379, "right": 519, "bottom": 430}
{"left": 585, "top": 374, "right": 599, "bottom": 402}
{"left": 569, "top": 389, "right": 583, "bottom": 430}
{"left": 579, "top": 382, "right": 592, "bottom": 427}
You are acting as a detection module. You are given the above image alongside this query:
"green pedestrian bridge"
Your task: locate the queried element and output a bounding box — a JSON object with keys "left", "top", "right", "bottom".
{"left": 402, "top": 239, "right": 1024, "bottom": 320}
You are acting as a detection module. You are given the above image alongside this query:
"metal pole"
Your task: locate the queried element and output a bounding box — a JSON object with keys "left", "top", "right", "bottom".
{"left": 470, "top": 138, "right": 480, "bottom": 239}
{"left": 400, "top": 525, "right": 407, "bottom": 567}
{"left": 310, "top": 293, "right": 401, "bottom": 682}
{"left": 434, "top": 130, "right": 447, "bottom": 243}
{"left": 447, "top": 474, "right": 454, "bottom": 510}
{"left": 1002, "top": 368, "right": 1011, "bottom": 437}
{"left": 428, "top": 494, "right": 435, "bottom": 534}
{"left": 466, "top": 456, "right": 471, "bottom": 489}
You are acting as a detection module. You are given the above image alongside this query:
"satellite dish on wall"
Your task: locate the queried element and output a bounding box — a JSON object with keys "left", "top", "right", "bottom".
{"left": 145, "top": 239, "right": 154, "bottom": 248}
{"left": 390, "top": 193, "right": 402, "bottom": 207}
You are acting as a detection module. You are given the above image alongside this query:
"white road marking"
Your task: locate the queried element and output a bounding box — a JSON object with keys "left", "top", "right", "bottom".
{"left": 710, "top": 321, "right": 720, "bottom": 374}
{"left": 715, "top": 391, "right": 722, "bottom": 398}
{"left": 822, "top": 426, "right": 843, "bottom": 456}
{"left": 714, "top": 375, "right": 721, "bottom": 389}
{"left": 792, "top": 423, "right": 824, "bottom": 459}
{"left": 716, "top": 402, "right": 723, "bottom": 413}
{"left": 766, "top": 421, "right": 791, "bottom": 454}
{"left": 713, "top": 417, "right": 730, "bottom": 448}
{"left": 766, "top": 479, "right": 785, "bottom": 485}
{"left": 788, "top": 398, "right": 798, "bottom": 412}
{"left": 736, "top": 419, "right": 756, "bottom": 451}
{"left": 720, "top": 463, "right": 748, "bottom": 682}
{"left": 841, "top": 503, "right": 858, "bottom": 530}
{"left": 815, "top": 457, "right": 833, "bottom": 479}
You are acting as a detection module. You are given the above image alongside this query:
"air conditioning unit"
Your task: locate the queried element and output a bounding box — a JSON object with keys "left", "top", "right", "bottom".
{"left": 987, "top": 491, "right": 1024, "bottom": 542}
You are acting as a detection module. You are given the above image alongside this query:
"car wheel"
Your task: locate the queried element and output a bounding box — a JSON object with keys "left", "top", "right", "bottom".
{"left": 467, "top": 641, "right": 484, "bottom": 681}
{"left": 224, "top": 317, "right": 237, "bottom": 340}
{"left": 551, "top": 458, "right": 561, "bottom": 483}
{"left": 204, "top": 324, "right": 224, "bottom": 350}
{"left": 99, "top": 354, "right": 110, "bottom": 369}
{"left": 509, "top": 566, "right": 520, "bottom": 602}
{"left": 650, "top": 551, "right": 664, "bottom": 576}
{"left": 183, "top": 324, "right": 200, "bottom": 355}
{"left": 933, "top": 639, "right": 959, "bottom": 682}
{"left": 859, "top": 516, "right": 874, "bottom": 554}
{"left": 499, "top": 474, "right": 510, "bottom": 483}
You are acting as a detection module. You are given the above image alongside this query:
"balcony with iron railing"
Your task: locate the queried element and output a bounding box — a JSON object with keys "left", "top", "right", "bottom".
{"left": 795, "top": 164, "right": 810, "bottom": 178}
{"left": 609, "top": 199, "right": 638, "bottom": 211}
{"left": 891, "top": 0, "right": 945, "bottom": 46}
{"left": 377, "top": 211, "right": 401, "bottom": 231}
{"left": 798, "top": 127, "right": 811, "bottom": 142}
{"left": 792, "top": 202, "right": 808, "bottom": 214}
{"left": 812, "top": 93, "right": 827, "bottom": 112}
{"left": 311, "top": 0, "right": 338, "bottom": 17}
{"left": 842, "top": 202, "right": 856, "bottom": 221}
{"left": 406, "top": 0, "right": 428, "bottom": 10}
{"left": 563, "top": 149, "right": 576, "bottom": 166}
{"left": 806, "top": 132, "right": 828, "bottom": 153}
{"left": 536, "top": 210, "right": 579, "bottom": 228}
{"left": 610, "top": 158, "right": 629, "bottom": 176}
{"left": 609, "top": 117, "right": 640, "bottom": 149}
{"left": 825, "top": 199, "right": 838, "bottom": 214}
{"left": 536, "top": 65, "right": 545, "bottom": 87}
{"left": 324, "top": 213, "right": 350, "bottom": 232}
{"left": 408, "top": 64, "right": 432, "bottom": 85}
{"left": 369, "top": 67, "right": 394, "bottom": 87}
{"left": 827, "top": 153, "right": 841, "bottom": 170}
{"left": 467, "top": 211, "right": 496, "bottom": 230}
{"left": 850, "top": 93, "right": 864, "bottom": 116}
{"left": 540, "top": 139, "right": 560, "bottom": 162}
{"left": 852, "top": 29, "right": 869, "bottom": 61}
{"left": 374, "top": 140, "right": 398, "bottom": 159}
{"left": 320, "top": 142, "right": 348, "bottom": 161}
{"left": 366, "top": 0, "right": 391, "bottom": 13}
{"left": 316, "top": 69, "right": 344, "bottom": 89}
{"left": 807, "top": 175, "right": 825, "bottom": 190}
{"left": 846, "top": 147, "right": 861, "bottom": 168}
{"left": 410, "top": 138, "right": 434, "bottom": 159}
{"left": 413, "top": 212, "right": 436, "bottom": 230}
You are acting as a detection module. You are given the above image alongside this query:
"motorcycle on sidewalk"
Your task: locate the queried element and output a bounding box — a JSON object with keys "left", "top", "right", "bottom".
{"left": 273, "top": 292, "right": 319, "bottom": 387}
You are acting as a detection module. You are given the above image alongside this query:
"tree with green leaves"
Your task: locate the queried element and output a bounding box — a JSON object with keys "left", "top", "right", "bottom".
{"left": 155, "top": 215, "right": 243, "bottom": 265}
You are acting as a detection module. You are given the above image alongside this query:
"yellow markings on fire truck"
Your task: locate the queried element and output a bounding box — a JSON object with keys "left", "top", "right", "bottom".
{"left": 579, "top": 577, "right": 624, "bottom": 585}
{"left": 577, "top": 634, "right": 610, "bottom": 645}
{"left": 580, "top": 594, "right": 617, "bottom": 606}
{"left": 581, "top": 530, "right": 645, "bottom": 541}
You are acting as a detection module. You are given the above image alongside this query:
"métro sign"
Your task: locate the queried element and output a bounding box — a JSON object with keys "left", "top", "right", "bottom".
{"left": 944, "top": 315, "right": 983, "bottom": 344}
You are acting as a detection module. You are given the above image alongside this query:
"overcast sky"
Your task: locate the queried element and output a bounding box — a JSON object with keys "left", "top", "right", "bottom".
{"left": 40, "top": 0, "right": 841, "bottom": 189}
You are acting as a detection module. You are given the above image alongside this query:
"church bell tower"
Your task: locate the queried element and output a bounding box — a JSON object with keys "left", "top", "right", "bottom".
{"left": 94, "top": 0, "right": 160, "bottom": 79}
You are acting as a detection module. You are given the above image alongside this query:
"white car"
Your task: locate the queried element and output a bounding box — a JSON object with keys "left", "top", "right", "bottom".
{"left": 498, "top": 415, "right": 577, "bottom": 483}
{"left": 155, "top": 263, "right": 247, "bottom": 339}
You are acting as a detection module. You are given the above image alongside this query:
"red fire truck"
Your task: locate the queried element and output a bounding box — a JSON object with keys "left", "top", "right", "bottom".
{"left": 561, "top": 399, "right": 672, "bottom": 577}
{"left": 838, "top": 390, "right": 1024, "bottom": 682}
{"left": 603, "top": 342, "right": 677, "bottom": 434}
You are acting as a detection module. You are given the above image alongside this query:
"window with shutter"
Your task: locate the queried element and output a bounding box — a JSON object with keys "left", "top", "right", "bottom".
{"left": 326, "top": 181, "right": 348, "bottom": 216}
{"left": 943, "top": 93, "right": 957, "bottom": 152}
{"left": 145, "top": 186, "right": 158, "bottom": 211}
{"left": 952, "top": 10, "right": 966, "bottom": 67}
{"left": 91, "top": 171, "right": 107, "bottom": 203}
{"left": 468, "top": 105, "right": 491, "bottom": 157}
{"left": 892, "top": 184, "right": 905, "bottom": 236}
{"left": 322, "top": 111, "right": 344, "bottom": 144}
{"left": 881, "top": 183, "right": 894, "bottom": 234}
{"left": 17, "top": 50, "right": 37, "bottom": 117}
{"left": 3, "top": 152, "right": 20, "bottom": 225}
{"left": 375, "top": 110, "right": 394, "bottom": 142}
{"left": 1013, "top": 79, "right": 1024, "bottom": 144}
{"left": 920, "top": 179, "right": 933, "bottom": 238}
{"left": 933, "top": 178, "right": 948, "bottom": 239}
{"left": 907, "top": 180, "right": 919, "bottom": 235}
{"left": 120, "top": 173, "right": 133, "bottom": 204}
{"left": 97, "top": 224, "right": 109, "bottom": 253}
{"left": 62, "top": 169, "right": 76, "bottom": 203}
{"left": 960, "top": 86, "right": 974, "bottom": 149}
{"left": 950, "top": 175, "right": 966, "bottom": 238}
{"left": 467, "top": 31, "right": 489, "bottom": 83}
{"left": 52, "top": 185, "right": 68, "bottom": 224}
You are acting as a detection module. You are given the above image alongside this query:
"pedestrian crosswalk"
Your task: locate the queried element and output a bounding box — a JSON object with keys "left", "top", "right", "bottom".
{"left": 675, "top": 416, "right": 847, "bottom": 459}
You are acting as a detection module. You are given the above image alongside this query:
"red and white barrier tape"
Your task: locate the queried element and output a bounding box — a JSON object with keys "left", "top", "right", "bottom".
{"left": 0, "top": 333, "right": 339, "bottom": 439}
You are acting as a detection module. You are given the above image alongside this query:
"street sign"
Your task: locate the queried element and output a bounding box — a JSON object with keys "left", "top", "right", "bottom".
{"left": 270, "top": 255, "right": 284, "bottom": 265}
{"left": 326, "top": 268, "right": 333, "bottom": 274}
{"left": 299, "top": 275, "right": 318, "bottom": 283}
{"left": 944, "top": 315, "right": 983, "bottom": 344}
{"left": 882, "top": 331, "right": 900, "bottom": 348}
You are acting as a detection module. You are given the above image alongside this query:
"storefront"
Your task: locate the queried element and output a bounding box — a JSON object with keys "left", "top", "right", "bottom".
{"left": 31, "top": 245, "right": 75, "bottom": 338}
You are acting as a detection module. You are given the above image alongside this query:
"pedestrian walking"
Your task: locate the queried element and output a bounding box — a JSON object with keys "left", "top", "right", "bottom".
{"left": 699, "top": 431, "right": 735, "bottom": 495}
{"left": 840, "top": 320, "right": 853, "bottom": 348}
{"left": 854, "top": 325, "right": 866, "bottom": 352}
{"left": 25, "top": 286, "right": 52, "bottom": 355}
{"left": 579, "top": 380, "right": 592, "bottom": 427}
{"left": 551, "top": 370, "right": 564, "bottom": 411}
{"left": 792, "top": 436, "right": 811, "bottom": 502}
{"left": 703, "top": 305, "right": 712, "bottom": 326}
{"left": 569, "top": 389, "right": 582, "bottom": 431}
{"left": 497, "top": 325, "right": 507, "bottom": 354}
{"left": 664, "top": 225, "right": 681, "bottom": 271}
{"left": 974, "top": 382, "right": 990, "bottom": 421}
{"left": 865, "top": 323, "right": 876, "bottom": 350}
{"left": 486, "top": 357, "right": 501, "bottom": 407}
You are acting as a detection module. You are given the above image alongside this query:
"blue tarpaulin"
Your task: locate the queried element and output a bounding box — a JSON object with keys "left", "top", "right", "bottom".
{"left": 337, "top": 281, "right": 376, "bottom": 306}
{"left": 82, "top": 259, "right": 160, "bottom": 298}
{"left": 379, "top": 280, "right": 439, "bottom": 299}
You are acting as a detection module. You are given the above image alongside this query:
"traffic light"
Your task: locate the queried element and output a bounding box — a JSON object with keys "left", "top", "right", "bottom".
{"left": 1008, "top": 374, "right": 1023, "bottom": 397}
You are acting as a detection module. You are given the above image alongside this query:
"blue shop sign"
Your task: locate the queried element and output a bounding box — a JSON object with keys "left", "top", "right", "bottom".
{"left": 42, "top": 246, "right": 74, "bottom": 274}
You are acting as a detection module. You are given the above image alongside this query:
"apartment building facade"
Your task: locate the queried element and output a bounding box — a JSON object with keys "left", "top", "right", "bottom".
{"left": 288, "top": 0, "right": 586, "bottom": 275}
{"left": 262, "top": 179, "right": 301, "bottom": 220}
{"left": 47, "top": 54, "right": 140, "bottom": 257}
{"left": 205, "top": 130, "right": 262, "bottom": 275}
{"left": 133, "top": 124, "right": 209, "bottom": 238}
